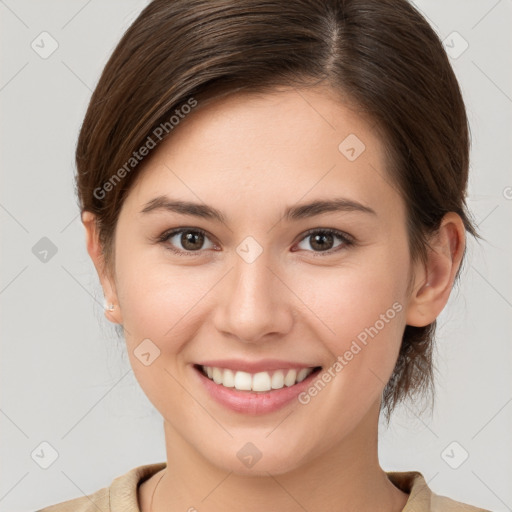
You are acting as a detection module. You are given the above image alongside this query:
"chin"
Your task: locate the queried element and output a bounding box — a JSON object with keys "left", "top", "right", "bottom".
{"left": 206, "top": 444, "right": 309, "bottom": 477}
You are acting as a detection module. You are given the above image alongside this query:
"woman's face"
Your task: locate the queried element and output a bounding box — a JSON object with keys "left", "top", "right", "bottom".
{"left": 103, "top": 85, "right": 423, "bottom": 475}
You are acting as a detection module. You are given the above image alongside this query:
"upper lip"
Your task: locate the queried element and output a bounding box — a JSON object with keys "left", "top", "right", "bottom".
{"left": 194, "top": 359, "right": 321, "bottom": 374}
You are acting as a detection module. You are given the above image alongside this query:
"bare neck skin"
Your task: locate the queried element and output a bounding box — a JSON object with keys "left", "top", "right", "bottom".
{"left": 139, "top": 398, "right": 410, "bottom": 512}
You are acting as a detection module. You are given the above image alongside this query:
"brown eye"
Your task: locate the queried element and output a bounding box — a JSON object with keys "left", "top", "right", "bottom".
{"left": 159, "top": 228, "right": 216, "bottom": 255}
{"left": 179, "top": 230, "right": 205, "bottom": 251}
{"left": 295, "top": 229, "right": 354, "bottom": 254}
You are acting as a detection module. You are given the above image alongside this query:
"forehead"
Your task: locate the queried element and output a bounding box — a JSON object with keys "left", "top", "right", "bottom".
{"left": 124, "top": 86, "right": 402, "bottom": 222}
{"left": 163, "top": 85, "right": 379, "bottom": 158}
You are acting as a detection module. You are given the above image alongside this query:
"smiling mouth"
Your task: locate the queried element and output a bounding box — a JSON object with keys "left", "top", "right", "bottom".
{"left": 194, "top": 364, "right": 322, "bottom": 393}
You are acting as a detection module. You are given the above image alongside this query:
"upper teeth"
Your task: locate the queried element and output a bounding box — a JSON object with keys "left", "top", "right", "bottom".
{"left": 202, "top": 366, "right": 315, "bottom": 392}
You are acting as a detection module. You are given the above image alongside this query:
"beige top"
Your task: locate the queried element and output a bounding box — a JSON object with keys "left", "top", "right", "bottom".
{"left": 36, "top": 462, "right": 491, "bottom": 512}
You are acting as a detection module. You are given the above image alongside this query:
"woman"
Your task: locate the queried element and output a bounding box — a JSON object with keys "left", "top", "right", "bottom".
{"left": 37, "top": 0, "right": 491, "bottom": 510}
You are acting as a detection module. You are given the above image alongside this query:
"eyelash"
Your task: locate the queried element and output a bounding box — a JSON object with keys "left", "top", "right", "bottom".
{"left": 156, "top": 227, "right": 355, "bottom": 257}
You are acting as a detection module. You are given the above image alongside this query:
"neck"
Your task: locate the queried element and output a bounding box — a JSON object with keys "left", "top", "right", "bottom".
{"left": 145, "top": 399, "right": 409, "bottom": 512}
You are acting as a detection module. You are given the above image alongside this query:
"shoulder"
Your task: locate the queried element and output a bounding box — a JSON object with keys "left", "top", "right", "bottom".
{"left": 35, "top": 487, "right": 109, "bottom": 512}
{"left": 386, "top": 470, "right": 493, "bottom": 512}
{"left": 35, "top": 462, "right": 166, "bottom": 512}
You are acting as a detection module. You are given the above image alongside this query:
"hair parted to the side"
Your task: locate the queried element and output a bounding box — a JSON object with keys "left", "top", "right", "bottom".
{"left": 75, "top": 0, "right": 480, "bottom": 423}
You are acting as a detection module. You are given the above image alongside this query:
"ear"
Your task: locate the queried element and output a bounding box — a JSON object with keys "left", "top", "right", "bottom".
{"left": 81, "top": 211, "right": 123, "bottom": 325}
{"left": 406, "top": 212, "right": 466, "bottom": 327}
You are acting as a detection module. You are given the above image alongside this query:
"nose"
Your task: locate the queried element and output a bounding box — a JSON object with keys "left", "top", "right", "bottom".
{"left": 213, "top": 249, "right": 294, "bottom": 344}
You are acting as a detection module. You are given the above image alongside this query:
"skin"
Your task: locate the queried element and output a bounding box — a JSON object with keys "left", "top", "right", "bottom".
{"left": 82, "top": 85, "right": 465, "bottom": 512}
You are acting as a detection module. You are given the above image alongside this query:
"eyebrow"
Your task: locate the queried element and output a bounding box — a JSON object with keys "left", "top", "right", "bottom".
{"left": 140, "top": 195, "right": 376, "bottom": 223}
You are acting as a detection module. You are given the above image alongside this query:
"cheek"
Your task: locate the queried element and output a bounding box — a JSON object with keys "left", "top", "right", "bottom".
{"left": 114, "top": 256, "right": 209, "bottom": 411}
{"left": 115, "top": 251, "right": 215, "bottom": 347}
{"left": 296, "top": 250, "right": 409, "bottom": 378}
{"left": 309, "top": 257, "right": 406, "bottom": 331}
{"left": 289, "top": 266, "right": 408, "bottom": 424}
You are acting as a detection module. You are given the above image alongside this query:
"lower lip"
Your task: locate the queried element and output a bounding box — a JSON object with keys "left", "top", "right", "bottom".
{"left": 192, "top": 365, "right": 322, "bottom": 415}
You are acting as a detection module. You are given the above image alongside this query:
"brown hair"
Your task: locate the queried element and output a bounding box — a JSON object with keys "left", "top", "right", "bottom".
{"left": 75, "top": 0, "right": 479, "bottom": 423}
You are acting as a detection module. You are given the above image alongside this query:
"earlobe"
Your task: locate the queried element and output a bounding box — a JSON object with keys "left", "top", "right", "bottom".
{"left": 81, "top": 211, "right": 123, "bottom": 325}
{"left": 405, "top": 213, "right": 465, "bottom": 327}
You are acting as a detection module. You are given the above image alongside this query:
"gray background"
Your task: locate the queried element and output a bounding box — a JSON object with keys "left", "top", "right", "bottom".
{"left": 1, "top": 1, "right": 511, "bottom": 511}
